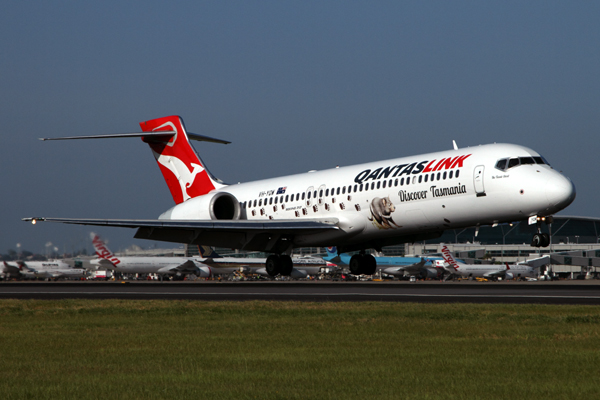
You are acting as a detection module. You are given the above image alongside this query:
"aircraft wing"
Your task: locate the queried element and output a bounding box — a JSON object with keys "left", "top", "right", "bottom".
{"left": 323, "top": 255, "right": 344, "bottom": 265}
{"left": 394, "top": 259, "right": 427, "bottom": 274}
{"left": 24, "top": 217, "right": 340, "bottom": 253}
{"left": 482, "top": 269, "right": 507, "bottom": 279}
{"left": 157, "top": 260, "right": 204, "bottom": 274}
{"left": 520, "top": 256, "right": 550, "bottom": 269}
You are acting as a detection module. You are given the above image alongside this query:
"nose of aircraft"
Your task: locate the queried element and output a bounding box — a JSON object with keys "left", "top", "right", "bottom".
{"left": 546, "top": 173, "right": 576, "bottom": 211}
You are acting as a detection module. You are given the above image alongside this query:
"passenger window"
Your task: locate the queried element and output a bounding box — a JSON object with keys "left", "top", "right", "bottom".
{"left": 360, "top": 184, "right": 363, "bottom": 192}
{"left": 259, "top": 199, "right": 262, "bottom": 207}
{"left": 354, "top": 184, "right": 358, "bottom": 192}
{"left": 394, "top": 179, "right": 398, "bottom": 187}
{"left": 382, "top": 181, "right": 387, "bottom": 188}
{"left": 455, "top": 170, "right": 460, "bottom": 178}
{"left": 371, "top": 182, "right": 375, "bottom": 190}
{"left": 418, "top": 175, "right": 422, "bottom": 183}
{"left": 319, "top": 190, "right": 323, "bottom": 197}
{"left": 436, "top": 172, "right": 441, "bottom": 180}
{"left": 269, "top": 198, "right": 273, "bottom": 205}
{"left": 376, "top": 182, "right": 380, "bottom": 189}
{"left": 326, "top": 189, "right": 329, "bottom": 197}
{"left": 307, "top": 192, "right": 311, "bottom": 199}
{"left": 400, "top": 178, "right": 404, "bottom": 186}
{"left": 274, "top": 197, "right": 278, "bottom": 204}
{"left": 302, "top": 193, "right": 305, "bottom": 200}
{"left": 337, "top": 188, "right": 340, "bottom": 195}
{"left": 449, "top": 170, "right": 453, "bottom": 179}
{"left": 443, "top": 171, "right": 447, "bottom": 180}
{"left": 285, "top": 195, "right": 289, "bottom": 202}
{"left": 424, "top": 175, "right": 428, "bottom": 182}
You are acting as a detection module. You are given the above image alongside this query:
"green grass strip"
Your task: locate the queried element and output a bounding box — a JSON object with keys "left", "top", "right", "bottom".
{"left": 0, "top": 300, "right": 599, "bottom": 399}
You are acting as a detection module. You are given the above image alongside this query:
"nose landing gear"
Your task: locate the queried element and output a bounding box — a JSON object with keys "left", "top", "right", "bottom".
{"left": 531, "top": 216, "right": 552, "bottom": 248}
{"left": 531, "top": 232, "right": 550, "bottom": 247}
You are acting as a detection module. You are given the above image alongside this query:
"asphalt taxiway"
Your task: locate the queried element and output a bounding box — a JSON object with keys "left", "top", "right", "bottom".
{"left": 1, "top": 281, "right": 600, "bottom": 304}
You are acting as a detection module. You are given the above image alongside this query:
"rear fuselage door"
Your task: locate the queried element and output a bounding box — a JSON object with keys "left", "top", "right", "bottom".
{"left": 474, "top": 165, "right": 486, "bottom": 197}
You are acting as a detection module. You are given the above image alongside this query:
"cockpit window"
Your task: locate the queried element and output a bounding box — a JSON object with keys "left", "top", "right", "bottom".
{"left": 495, "top": 158, "right": 508, "bottom": 171}
{"left": 520, "top": 157, "right": 535, "bottom": 165}
{"left": 508, "top": 158, "right": 520, "bottom": 169}
{"left": 496, "top": 155, "right": 551, "bottom": 172}
{"left": 534, "top": 155, "right": 550, "bottom": 166}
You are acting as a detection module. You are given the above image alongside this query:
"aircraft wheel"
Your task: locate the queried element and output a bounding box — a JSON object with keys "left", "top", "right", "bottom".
{"left": 541, "top": 233, "right": 550, "bottom": 247}
{"left": 349, "top": 254, "right": 363, "bottom": 275}
{"left": 266, "top": 255, "right": 281, "bottom": 277}
{"left": 279, "top": 255, "right": 293, "bottom": 276}
{"left": 531, "top": 233, "right": 542, "bottom": 247}
{"left": 363, "top": 254, "right": 377, "bottom": 275}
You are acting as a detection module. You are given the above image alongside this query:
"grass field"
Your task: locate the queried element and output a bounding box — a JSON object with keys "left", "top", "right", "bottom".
{"left": 1, "top": 300, "right": 599, "bottom": 399}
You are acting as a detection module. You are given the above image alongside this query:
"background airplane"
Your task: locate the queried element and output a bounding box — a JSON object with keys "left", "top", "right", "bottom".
{"left": 440, "top": 245, "right": 539, "bottom": 280}
{"left": 197, "top": 246, "right": 336, "bottom": 279}
{"left": 324, "top": 246, "right": 443, "bottom": 278}
{"left": 91, "top": 233, "right": 212, "bottom": 279}
{"left": 17, "top": 260, "right": 88, "bottom": 280}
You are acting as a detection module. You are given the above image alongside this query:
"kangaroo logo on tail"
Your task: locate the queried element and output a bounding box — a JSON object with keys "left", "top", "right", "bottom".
{"left": 91, "top": 233, "right": 121, "bottom": 266}
{"left": 140, "top": 116, "right": 218, "bottom": 204}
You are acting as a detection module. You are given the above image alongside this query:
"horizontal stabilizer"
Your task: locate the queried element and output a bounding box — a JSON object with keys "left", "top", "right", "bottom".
{"left": 39, "top": 131, "right": 230, "bottom": 144}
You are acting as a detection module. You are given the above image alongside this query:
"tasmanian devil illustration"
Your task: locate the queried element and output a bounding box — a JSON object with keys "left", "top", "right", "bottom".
{"left": 368, "top": 197, "right": 401, "bottom": 229}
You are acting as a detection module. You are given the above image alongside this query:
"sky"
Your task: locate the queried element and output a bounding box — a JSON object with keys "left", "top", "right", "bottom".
{"left": 1, "top": 1, "right": 599, "bottom": 255}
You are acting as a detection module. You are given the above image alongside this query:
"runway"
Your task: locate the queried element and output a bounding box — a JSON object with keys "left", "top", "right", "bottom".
{"left": 1, "top": 281, "right": 600, "bottom": 304}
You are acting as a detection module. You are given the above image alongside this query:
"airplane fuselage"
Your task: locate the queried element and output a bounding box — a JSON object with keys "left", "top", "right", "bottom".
{"left": 160, "top": 143, "right": 575, "bottom": 252}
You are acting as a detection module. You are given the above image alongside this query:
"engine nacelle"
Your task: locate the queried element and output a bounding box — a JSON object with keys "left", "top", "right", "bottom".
{"left": 159, "top": 191, "right": 242, "bottom": 220}
{"left": 208, "top": 192, "right": 242, "bottom": 220}
{"left": 419, "top": 268, "right": 440, "bottom": 279}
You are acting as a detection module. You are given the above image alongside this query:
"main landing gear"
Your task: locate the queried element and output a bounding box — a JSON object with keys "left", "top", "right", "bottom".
{"left": 265, "top": 254, "right": 293, "bottom": 277}
{"left": 349, "top": 252, "right": 377, "bottom": 275}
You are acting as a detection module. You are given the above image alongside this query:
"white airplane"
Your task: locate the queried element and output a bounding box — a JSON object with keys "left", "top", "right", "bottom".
{"left": 90, "top": 233, "right": 212, "bottom": 279}
{"left": 197, "top": 246, "right": 335, "bottom": 279}
{"left": 17, "top": 260, "right": 88, "bottom": 280}
{"left": 440, "top": 245, "right": 538, "bottom": 280}
{"left": 25, "top": 115, "right": 575, "bottom": 276}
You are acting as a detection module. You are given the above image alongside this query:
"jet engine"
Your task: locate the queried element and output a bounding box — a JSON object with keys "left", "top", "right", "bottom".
{"left": 160, "top": 191, "right": 242, "bottom": 220}
{"left": 418, "top": 268, "right": 440, "bottom": 279}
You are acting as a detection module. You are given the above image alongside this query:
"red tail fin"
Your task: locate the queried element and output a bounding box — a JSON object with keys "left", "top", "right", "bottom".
{"left": 139, "top": 116, "right": 217, "bottom": 204}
